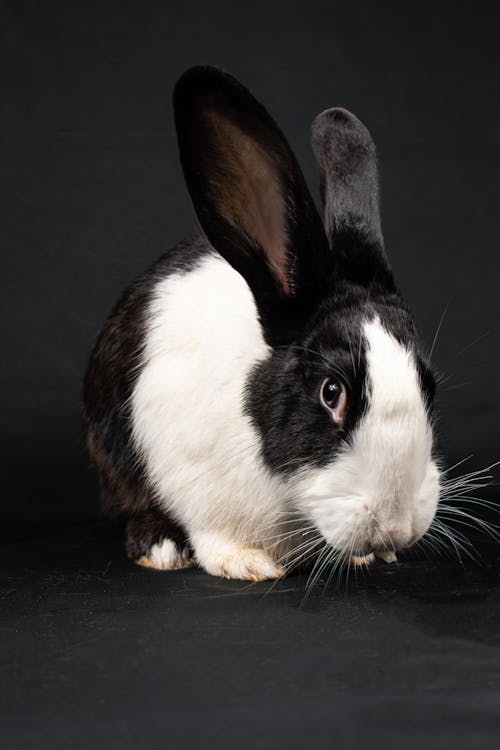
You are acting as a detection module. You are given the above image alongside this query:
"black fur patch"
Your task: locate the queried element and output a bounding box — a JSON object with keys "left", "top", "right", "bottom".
{"left": 125, "top": 509, "right": 190, "bottom": 561}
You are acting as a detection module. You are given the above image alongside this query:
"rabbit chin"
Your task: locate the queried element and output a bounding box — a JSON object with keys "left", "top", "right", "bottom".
{"left": 292, "top": 316, "right": 441, "bottom": 555}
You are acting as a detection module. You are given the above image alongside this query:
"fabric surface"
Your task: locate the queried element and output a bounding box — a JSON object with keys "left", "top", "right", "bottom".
{"left": 2, "top": 524, "right": 500, "bottom": 749}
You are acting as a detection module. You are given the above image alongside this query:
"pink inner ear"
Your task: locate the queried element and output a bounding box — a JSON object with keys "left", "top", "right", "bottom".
{"left": 253, "top": 163, "right": 290, "bottom": 295}
{"left": 208, "top": 113, "right": 291, "bottom": 295}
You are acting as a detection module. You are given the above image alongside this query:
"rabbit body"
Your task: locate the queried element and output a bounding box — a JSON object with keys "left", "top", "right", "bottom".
{"left": 84, "top": 67, "right": 440, "bottom": 580}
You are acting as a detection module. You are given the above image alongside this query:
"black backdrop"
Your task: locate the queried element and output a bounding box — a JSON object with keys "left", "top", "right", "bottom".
{"left": 2, "top": 0, "right": 500, "bottom": 527}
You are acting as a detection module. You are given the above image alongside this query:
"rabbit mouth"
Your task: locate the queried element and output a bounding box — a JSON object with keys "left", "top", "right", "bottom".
{"left": 349, "top": 550, "right": 398, "bottom": 567}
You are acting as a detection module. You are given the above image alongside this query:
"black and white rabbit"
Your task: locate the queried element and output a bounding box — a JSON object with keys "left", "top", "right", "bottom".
{"left": 83, "top": 66, "right": 440, "bottom": 581}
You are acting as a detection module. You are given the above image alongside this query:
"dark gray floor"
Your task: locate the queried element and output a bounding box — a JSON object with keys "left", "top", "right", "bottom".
{"left": 2, "top": 523, "right": 500, "bottom": 749}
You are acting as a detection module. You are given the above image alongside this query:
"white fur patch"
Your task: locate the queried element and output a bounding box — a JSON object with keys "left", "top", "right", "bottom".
{"left": 131, "top": 252, "right": 290, "bottom": 574}
{"left": 136, "top": 539, "right": 191, "bottom": 570}
{"left": 192, "top": 530, "right": 285, "bottom": 580}
{"left": 293, "top": 316, "right": 440, "bottom": 555}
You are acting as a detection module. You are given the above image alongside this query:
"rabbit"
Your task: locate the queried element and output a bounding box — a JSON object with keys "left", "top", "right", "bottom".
{"left": 83, "top": 66, "right": 440, "bottom": 581}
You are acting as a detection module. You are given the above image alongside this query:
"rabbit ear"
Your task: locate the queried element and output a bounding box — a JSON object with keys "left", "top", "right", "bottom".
{"left": 311, "top": 108, "right": 394, "bottom": 288}
{"left": 174, "top": 67, "right": 331, "bottom": 332}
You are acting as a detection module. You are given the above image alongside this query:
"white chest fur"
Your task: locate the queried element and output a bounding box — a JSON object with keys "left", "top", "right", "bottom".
{"left": 131, "top": 252, "right": 288, "bottom": 550}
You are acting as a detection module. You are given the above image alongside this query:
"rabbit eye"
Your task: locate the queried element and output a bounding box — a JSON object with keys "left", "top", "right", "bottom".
{"left": 320, "top": 378, "right": 347, "bottom": 425}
